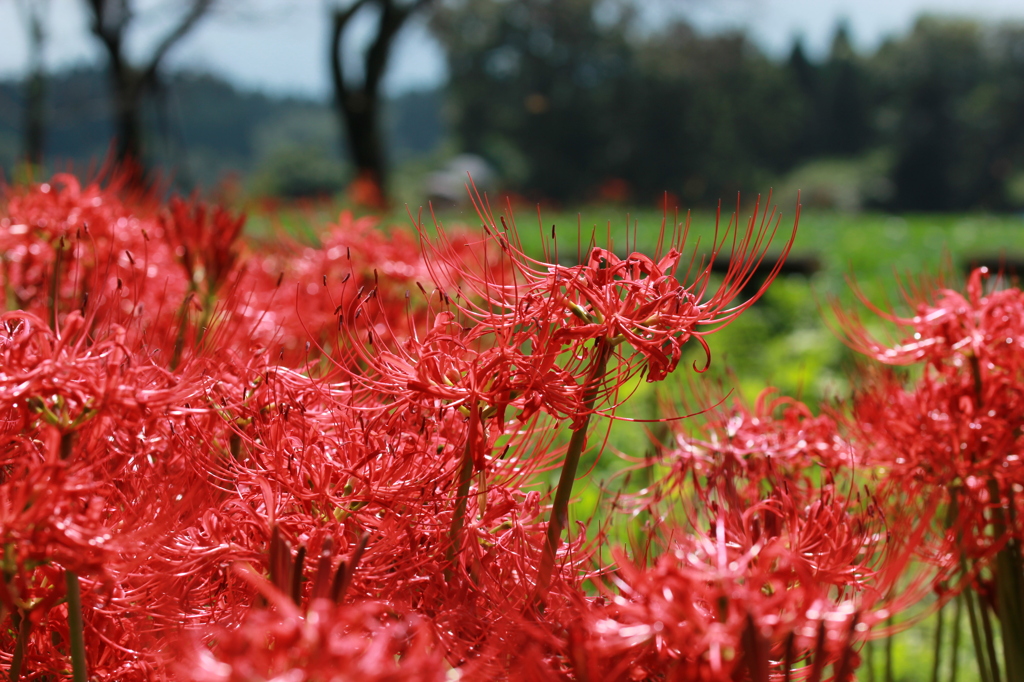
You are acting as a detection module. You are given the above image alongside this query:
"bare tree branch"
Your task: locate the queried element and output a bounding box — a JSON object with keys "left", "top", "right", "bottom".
{"left": 82, "top": 0, "right": 216, "bottom": 169}
{"left": 329, "top": 0, "right": 374, "bottom": 100}
{"left": 328, "top": 0, "right": 435, "bottom": 202}
{"left": 141, "top": 0, "right": 216, "bottom": 85}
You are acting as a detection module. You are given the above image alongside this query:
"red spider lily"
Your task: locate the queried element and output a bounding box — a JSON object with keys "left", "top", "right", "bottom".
{"left": 567, "top": 479, "right": 937, "bottom": 682}
{"left": 181, "top": 570, "right": 447, "bottom": 682}
{"left": 349, "top": 171, "right": 388, "bottom": 211}
{"left": 573, "top": 388, "right": 944, "bottom": 682}
{"left": 161, "top": 196, "right": 246, "bottom": 297}
{"left": 1, "top": 174, "right": 325, "bottom": 367}
{"left": 0, "top": 309, "right": 217, "bottom": 466}
{"left": 193, "top": 602, "right": 444, "bottom": 681}
{"left": 835, "top": 268, "right": 1024, "bottom": 556}
{"left": 0, "top": 301, "right": 247, "bottom": 678}
{"left": 665, "top": 388, "right": 855, "bottom": 491}
{"left": 176, "top": 345, "right": 585, "bottom": 614}
{"left": 0, "top": 173, "right": 203, "bottom": 367}
{"left": 834, "top": 267, "right": 1024, "bottom": 680}
{"left": 849, "top": 369, "right": 1015, "bottom": 562}
{"left": 417, "top": 188, "right": 798, "bottom": 394}
{"left": 217, "top": 359, "right": 586, "bottom": 588}
{"left": 241, "top": 210, "right": 432, "bottom": 366}
{"left": 834, "top": 267, "right": 1010, "bottom": 366}
{"left": 337, "top": 301, "right": 588, "bottom": 435}
{"left": 1, "top": 170, "right": 822, "bottom": 681}
{"left": 387, "top": 190, "right": 799, "bottom": 614}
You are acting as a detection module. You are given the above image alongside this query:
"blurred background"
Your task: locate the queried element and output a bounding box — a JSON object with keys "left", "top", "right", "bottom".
{"left": 2, "top": 0, "right": 1024, "bottom": 211}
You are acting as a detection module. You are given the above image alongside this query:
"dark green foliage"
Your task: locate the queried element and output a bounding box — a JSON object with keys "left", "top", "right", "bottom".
{"left": 434, "top": 0, "right": 806, "bottom": 205}
{"left": 435, "top": 3, "right": 1024, "bottom": 210}
{"left": 434, "top": 0, "right": 636, "bottom": 200}
{"left": 0, "top": 69, "right": 445, "bottom": 194}
{"left": 877, "top": 18, "right": 1024, "bottom": 210}
{"left": 386, "top": 88, "right": 446, "bottom": 160}
{"left": 6, "top": 9, "right": 1024, "bottom": 209}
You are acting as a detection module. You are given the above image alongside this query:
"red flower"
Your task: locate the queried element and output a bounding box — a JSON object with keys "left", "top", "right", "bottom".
{"left": 182, "top": 564, "right": 446, "bottom": 682}
{"left": 838, "top": 268, "right": 1024, "bottom": 558}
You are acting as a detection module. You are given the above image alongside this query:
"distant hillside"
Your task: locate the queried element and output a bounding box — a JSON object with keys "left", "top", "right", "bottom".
{"left": 0, "top": 68, "right": 445, "bottom": 194}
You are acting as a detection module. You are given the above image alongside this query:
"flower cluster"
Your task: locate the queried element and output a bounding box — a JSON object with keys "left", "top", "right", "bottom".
{"left": 836, "top": 267, "right": 1024, "bottom": 681}
{"left": 555, "top": 390, "right": 938, "bottom": 681}
{"left": 12, "top": 171, "right": 965, "bottom": 682}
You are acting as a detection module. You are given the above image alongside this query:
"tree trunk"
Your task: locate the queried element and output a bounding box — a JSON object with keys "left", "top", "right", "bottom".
{"left": 22, "top": 68, "right": 45, "bottom": 167}
{"left": 329, "top": 0, "right": 432, "bottom": 206}
{"left": 112, "top": 67, "right": 144, "bottom": 166}
{"left": 85, "top": 0, "right": 214, "bottom": 179}
{"left": 18, "top": 0, "right": 47, "bottom": 167}
{"left": 340, "top": 90, "right": 385, "bottom": 199}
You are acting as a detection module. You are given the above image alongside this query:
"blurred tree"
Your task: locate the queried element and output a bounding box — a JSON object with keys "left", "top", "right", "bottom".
{"left": 787, "top": 37, "right": 816, "bottom": 95}
{"left": 818, "top": 23, "right": 873, "bottom": 156}
{"left": 434, "top": 0, "right": 803, "bottom": 204}
{"left": 632, "top": 23, "right": 805, "bottom": 204}
{"left": 83, "top": 0, "right": 215, "bottom": 170}
{"left": 252, "top": 145, "right": 347, "bottom": 199}
{"left": 989, "top": 25, "right": 1024, "bottom": 208}
{"left": 434, "top": 0, "right": 636, "bottom": 201}
{"left": 328, "top": 0, "right": 433, "bottom": 205}
{"left": 14, "top": 0, "right": 50, "bottom": 168}
{"left": 875, "top": 18, "right": 1005, "bottom": 209}
{"left": 785, "top": 37, "right": 820, "bottom": 159}
{"left": 0, "top": 66, "right": 444, "bottom": 195}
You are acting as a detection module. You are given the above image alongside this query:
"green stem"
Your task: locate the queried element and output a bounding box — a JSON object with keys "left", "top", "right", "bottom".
{"left": 950, "top": 593, "right": 962, "bottom": 682}
{"left": 535, "top": 337, "right": 612, "bottom": 600}
{"left": 10, "top": 610, "right": 30, "bottom": 682}
{"left": 964, "top": 586, "right": 994, "bottom": 682}
{"left": 446, "top": 402, "right": 479, "bottom": 580}
{"left": 171, "top": 286, "right": 198, "bottom": 371}
{"left": 865, "top": 638, "right": 876, "bottom": 682}
{"left": 996, "top": 540, "right": 1024, "bottom": 681}
{"left": 976, "top": 485, "right": 1004, "bottom": 682}
{"left": 59, "top": 431, "right": 75, "bottom": 461}
{"left": 988, "top": 479, "right": 1024, "bottom": 682}
{"left": 950, "top": 481, "right": 994, "bottom": 682}
{"left": 4, "top": 258, "right": 19, "bottom": 311}
{"left": 979, "top": 590, "right": 1002, "bottom": 682}
{"left": 974, "top": 343, "right": 1024, "bottom": 681}
{"left": 885, "top": 615, "right": 894, "bottom": 682}
{"left": 64, "top": 570, "right": 87, "bottom": 682}
{"left": 171, "top": 309, "right": 188, "bottom": 371}
{"left": 196, "top": 292, "right": 215, "bottom": 349}
{"left": 50, "top": 237, "right": 63, "bottom": 330}
{"left": 932, "top": 602, "right": 945, "bottom": 682}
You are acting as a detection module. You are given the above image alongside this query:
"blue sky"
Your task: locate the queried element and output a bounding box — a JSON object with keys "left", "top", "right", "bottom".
{"left": 2, "top": 0, "right": 1024, "bottom": 99}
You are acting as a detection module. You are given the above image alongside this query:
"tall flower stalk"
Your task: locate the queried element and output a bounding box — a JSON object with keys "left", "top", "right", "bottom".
{"left": 536, "top": 335, "right": 613, "bottom": 599}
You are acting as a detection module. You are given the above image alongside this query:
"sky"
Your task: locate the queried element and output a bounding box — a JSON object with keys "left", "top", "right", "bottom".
{"left": 1, "top": 0, "right": 1024, "bottom": 100}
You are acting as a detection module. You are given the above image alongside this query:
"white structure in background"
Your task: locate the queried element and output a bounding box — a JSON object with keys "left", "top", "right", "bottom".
{"left": 425, "top": 154, "right": 497, "bottom": 208}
